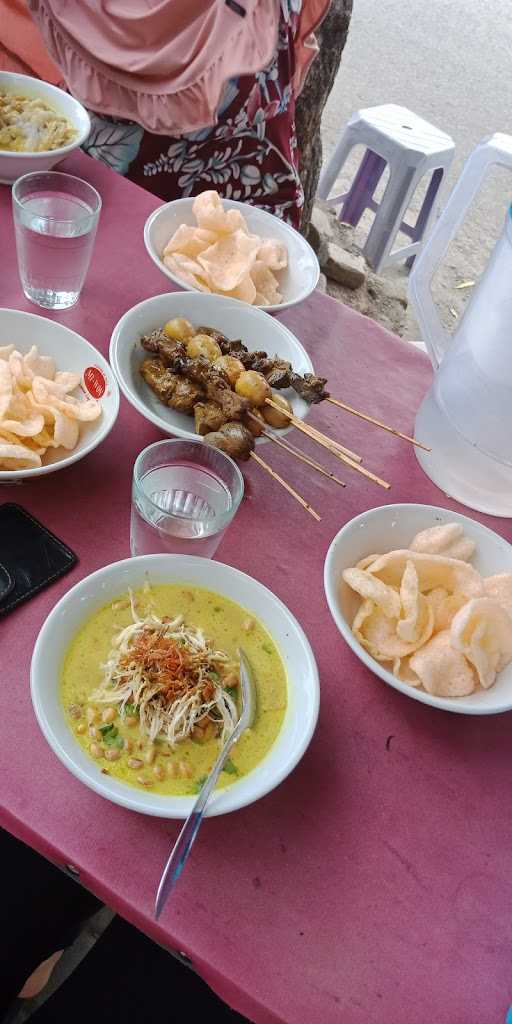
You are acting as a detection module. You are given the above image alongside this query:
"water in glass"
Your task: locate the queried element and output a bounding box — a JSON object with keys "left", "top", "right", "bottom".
{"left": 14, "top": 190, "right": 97, "bottom": 309}
{"left": 131, "top": 461, "right": 234, "bottom": 557}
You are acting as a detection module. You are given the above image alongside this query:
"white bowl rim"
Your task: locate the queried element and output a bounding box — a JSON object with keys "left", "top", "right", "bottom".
{"left": 109, "top": 290, "right": 314, "bottom": 442}
{"left": 324, "top": 502, "right": 512, "bottom": 716}
{"left": 143, "top": 198, "right": 320, "bottom": 313}
{"left": 31, "top": 553, "right": 320, "bottom": 817}
{"left": 0, "top": 72, "right": 91, "bottom": 158}
{"left": 0, "top": 308, "right": 120, "bottom": 480}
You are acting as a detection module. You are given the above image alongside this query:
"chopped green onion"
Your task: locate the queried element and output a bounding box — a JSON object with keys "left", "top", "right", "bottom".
{"left": 213, "top": 606, "right": 222, "bottom": 612}
{"left": 124, "top": 703, "right": 138, "bottom": 717}
{"left": 223, "top": 758, "right": 238, "bottom": 775}
{"left": 99, "top": 724, "right": 114, "bottom": 736}
{"left": 261, "top": 642, "right": 273, "bottom": 655}
{"left": 226, "top": 686, "right": 238, "bottom": 700}
{"left": 103, "top": 726, "right": 123, "bottom": 748}
{"left": 208, "top": 669, "right": 220, "bottom": 682}
{"left": 194, "top": 774, "right": 208, "bottom": 793}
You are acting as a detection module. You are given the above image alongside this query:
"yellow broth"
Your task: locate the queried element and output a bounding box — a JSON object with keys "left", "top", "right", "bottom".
{"left": 60, "top": 584, "right": 287, "bottom": 796}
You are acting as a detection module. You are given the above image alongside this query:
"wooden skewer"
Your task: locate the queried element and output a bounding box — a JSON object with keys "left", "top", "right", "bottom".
{"left": 301, "top": 421, "right": 362, "bottom": 463}
{"left": 260, "top": 428, "right": 346, "bottom": 488}
{"left": 326, "top": 396, "right": 431, "bottom": 452}
{"left": 265, "top": 399, "right": 391, "bottom": 490}
{"left": 246, "top": 412, "right": 346, "bottom": 488}
{"left": 250, "top": 451, "right": 321, "bottom": 521}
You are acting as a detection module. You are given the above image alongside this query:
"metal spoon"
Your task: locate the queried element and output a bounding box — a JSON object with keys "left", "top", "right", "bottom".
{"left": 154, "top": 647, "right": 256, "bottom": 918}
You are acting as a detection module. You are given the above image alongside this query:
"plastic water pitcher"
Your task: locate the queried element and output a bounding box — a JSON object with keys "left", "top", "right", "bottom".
{"left": 409, "top": 133, "right": 512, "bottom": 517}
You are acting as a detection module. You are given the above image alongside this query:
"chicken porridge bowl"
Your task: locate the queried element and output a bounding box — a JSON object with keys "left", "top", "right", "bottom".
{"left": 31, "top": 554, "right": 319, "bottom": 817}
{"left": 0, "top": 72, "right": 90, "bottom": 183}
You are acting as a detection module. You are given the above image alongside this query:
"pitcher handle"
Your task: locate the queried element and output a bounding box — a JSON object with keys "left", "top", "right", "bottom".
{"left": 409, "top": 133, "right": 512, "bottom": 370}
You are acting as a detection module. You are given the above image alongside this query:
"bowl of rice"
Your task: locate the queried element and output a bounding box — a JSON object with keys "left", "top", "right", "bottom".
{"left": 0, "top": 72, "right": 90, "bottom": 184}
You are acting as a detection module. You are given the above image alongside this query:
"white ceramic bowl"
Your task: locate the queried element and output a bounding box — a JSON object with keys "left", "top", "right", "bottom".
{"left": 109, "top": 291, "right": 313, "bottom": 443}
{"left": 144, "top": 197, "right": 320, "bottom": 313}
{"left": 324, "top": 503, "right": 512, "bottom": 715}
{"left": 0, "top": 308, "right": 119, "bottom": 480}
{"left": 31, "top": 554, "right": 320, "bottom": 818}
{"left": 0, "top": 72, "right": 90, "bottom": 184}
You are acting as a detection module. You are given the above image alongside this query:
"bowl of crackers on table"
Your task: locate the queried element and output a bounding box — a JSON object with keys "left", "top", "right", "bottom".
{"left": 144, "top": 189, "right": 320, "bottom": 313}
{"left": 324, "top": 504, "right": 512, "bottom": 714}
{"left": 0, "top": 308, "right": 119, "bottom": 480}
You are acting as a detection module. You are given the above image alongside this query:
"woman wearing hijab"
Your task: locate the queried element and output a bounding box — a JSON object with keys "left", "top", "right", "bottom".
{"left": 28, "top": 0, "right": 330, "bottom": 226}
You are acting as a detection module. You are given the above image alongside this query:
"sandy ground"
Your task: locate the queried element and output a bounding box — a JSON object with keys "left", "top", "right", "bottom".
{"left": 320, "top": 0, "right": 512, "bottom": 339}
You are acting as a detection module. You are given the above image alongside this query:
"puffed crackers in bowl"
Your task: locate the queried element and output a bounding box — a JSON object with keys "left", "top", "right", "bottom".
{"left": 324, "top": 504, "right": 512, "bottom": 715}
{"left": 0, "top": 308, "right": 119, "bottom": 480}
{"left": 144, "top": 190, "right": 319, "bottom": 313}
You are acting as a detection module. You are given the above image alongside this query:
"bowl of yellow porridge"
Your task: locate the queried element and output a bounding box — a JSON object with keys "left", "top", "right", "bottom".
{"left": 31, "top": 554, "right": 320, "bottom": 818}
{"left": 0, "top": 72, "right": 90, "bottom": 183}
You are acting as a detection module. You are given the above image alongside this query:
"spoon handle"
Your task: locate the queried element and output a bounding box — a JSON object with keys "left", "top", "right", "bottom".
{"left": 154, "top": 733, "right": 235, "bottom": 918}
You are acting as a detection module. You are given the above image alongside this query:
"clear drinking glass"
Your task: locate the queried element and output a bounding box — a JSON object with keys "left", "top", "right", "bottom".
{"left": 130, "top": 439, "right": 244, "bottom": 558}
{"left": 12, "top": 170, "right": 101, "bottom": 310}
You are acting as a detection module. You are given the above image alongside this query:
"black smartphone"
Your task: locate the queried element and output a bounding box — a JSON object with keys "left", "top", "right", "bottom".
{"left": 0, "top": 503, "right": 77, "bottom": 617}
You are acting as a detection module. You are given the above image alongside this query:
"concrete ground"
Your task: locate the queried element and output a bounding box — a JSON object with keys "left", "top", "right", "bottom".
{"left": 320, "top": 0, "right": 512, "bottom": 338}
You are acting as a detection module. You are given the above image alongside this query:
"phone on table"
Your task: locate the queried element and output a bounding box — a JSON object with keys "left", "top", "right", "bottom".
{"left": 0, "top": 503, "right": 77, "bottom": 617}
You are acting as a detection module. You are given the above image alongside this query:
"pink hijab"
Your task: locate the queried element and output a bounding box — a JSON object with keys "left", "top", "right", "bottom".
{"left": 28, "top": 0, "right": 285, "bottom": 134}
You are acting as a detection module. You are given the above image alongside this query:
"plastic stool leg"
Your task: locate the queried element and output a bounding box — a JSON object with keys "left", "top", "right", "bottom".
{"left": 363, "top": 162, "right": 417, "bottom": 272}
{"left": 405, "top": 167, "right": 444, "bottom": 269}
{"left": 340, "top": 151, "right": 387, "bottom": 227}
{"left": 317, "top": 127, "right": 357, "bottom": 200}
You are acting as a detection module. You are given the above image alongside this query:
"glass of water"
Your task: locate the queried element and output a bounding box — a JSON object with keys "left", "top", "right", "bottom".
{"left": 131, "top": 439, "right": 244, "bottom": 558}
{"left": 12, "top": 170, "right": 101, "bottom": 310}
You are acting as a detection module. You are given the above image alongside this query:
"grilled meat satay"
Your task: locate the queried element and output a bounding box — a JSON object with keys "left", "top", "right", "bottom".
{"left": 238, "top": 349, "right": 268, "bottom": 369}
{"left": 289, "top": 372, "right": 329, "bottom": 404}
{"left": 194, "top": 401, "right": 226, "bottom": 435}
{"left": 171, "top": 377, "right": 205, "bottom": 413}
{"left": 156, "top": 351, "right": 250, "bottom": 421}
{"left": 208, "top": 384, "right": 250, "bottom": 421}
{"left": 195, "top": 327, "right": 229, "bottom": 348}
{"left": 214, "top": 339, "right": 328, "bottom": 400}
{"left": 203, "top": 422, "right": 255, "bottom": 461}
{"left": 140, "top": 358, "right": 204, "bottom": 413}
{"left": 141, "top": 330, "right": 186, "bottom": 362}
{"left": 169, "top": 354, "right": 230, "bottom": 391}
{"left": 143, "top": 327, "right": 327, "bottom": 403}
{"left": 140, "top": 358, "right": 179, "bottom": 403}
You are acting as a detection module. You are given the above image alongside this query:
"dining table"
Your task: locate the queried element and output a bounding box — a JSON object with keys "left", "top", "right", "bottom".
{"left": 1, "top": 150, "right": 511, "bottom": 1024}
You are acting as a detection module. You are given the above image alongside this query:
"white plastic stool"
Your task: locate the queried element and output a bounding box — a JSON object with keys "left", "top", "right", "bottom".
{"left": 317, "top": 104, "right": 455, "bottom": 272}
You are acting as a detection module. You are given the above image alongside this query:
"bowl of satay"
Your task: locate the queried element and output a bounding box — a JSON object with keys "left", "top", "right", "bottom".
{"left": 109, "top": 291, "right": 326, "bottom": 444}
{"left": 110, "top": 292, "right": 427, "bottom": 521}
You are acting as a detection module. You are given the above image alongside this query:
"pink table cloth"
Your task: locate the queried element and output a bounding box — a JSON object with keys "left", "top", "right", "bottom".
{"left": 1, "top": 152, "right": 512, "bottom": 1024}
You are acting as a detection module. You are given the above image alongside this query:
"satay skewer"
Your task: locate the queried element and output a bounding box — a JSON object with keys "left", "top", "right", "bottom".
{"left": 205, "top": 332, "right": 429, "bottom": 452}
{"left": 258, "top": 427, "right": 346, "bottom": 488}
{"left": 297, "top": 422, "right": 362, "bottom": 463}
{"left": 325, "top": 397, "right": 431, "bottom": 452}
{"left": 250, "top": 451, "right": 321, "bottom": 521}
{"left": 264, "top": 399, "right": 391, "bottom": 490}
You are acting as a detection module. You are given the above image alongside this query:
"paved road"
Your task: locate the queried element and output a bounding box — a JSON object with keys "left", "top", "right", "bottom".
{"left": 321, "top": 0, "right": 512, "bottom": 334}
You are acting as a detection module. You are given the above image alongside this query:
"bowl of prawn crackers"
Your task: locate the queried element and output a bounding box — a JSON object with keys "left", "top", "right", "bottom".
{"left": 324, "top": 504, "right": 512, "bottom": 714}
{"left": 143, "top": 190, "right": 320, "bottom": 312}
{"left": 0, "top": 308, "right": 119, "bottom": 479}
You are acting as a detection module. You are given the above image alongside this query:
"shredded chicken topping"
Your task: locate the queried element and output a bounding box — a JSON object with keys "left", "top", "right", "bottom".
{"left": 91, "top": 594, "right": 238, "bottom": 746}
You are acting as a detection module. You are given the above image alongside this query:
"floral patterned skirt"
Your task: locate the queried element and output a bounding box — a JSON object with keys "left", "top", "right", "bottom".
{"left": 82, "top": 5, "right": 304, "bottom": 227}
